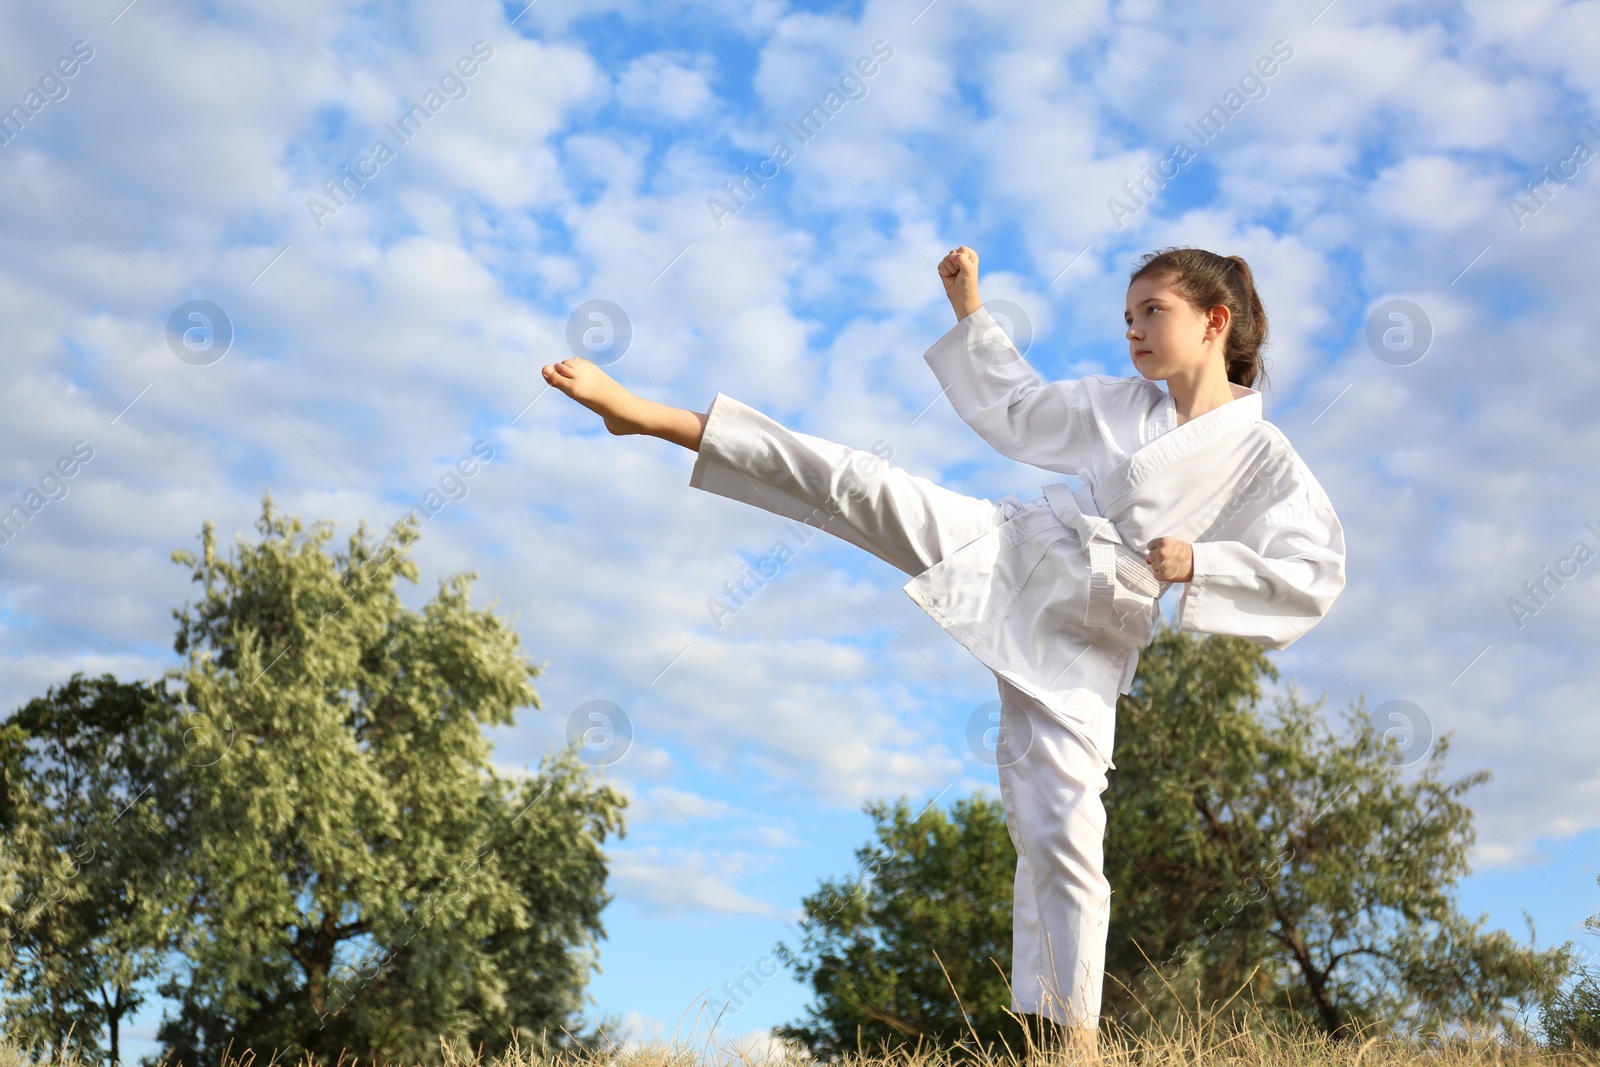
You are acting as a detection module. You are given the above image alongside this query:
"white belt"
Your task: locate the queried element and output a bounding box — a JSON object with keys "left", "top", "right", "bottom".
{"left": 1042, "top": 482, "right": 1164, "bottom": 627}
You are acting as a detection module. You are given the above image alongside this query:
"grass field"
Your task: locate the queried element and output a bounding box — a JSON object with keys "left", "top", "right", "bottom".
{"left": 12, "top": 1004, "right": 1594, "bottom": 1067}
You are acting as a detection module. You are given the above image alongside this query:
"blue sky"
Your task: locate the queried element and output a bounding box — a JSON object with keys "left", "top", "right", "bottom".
{"left": 3, "top": 0, "right": 1599, "bottom": 1058}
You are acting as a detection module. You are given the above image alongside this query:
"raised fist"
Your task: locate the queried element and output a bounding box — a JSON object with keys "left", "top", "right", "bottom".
{"left": 938, "top": 245, "right": 982, "bottom": 321}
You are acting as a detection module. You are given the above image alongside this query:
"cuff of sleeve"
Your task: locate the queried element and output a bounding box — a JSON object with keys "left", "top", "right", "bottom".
{"left": 687, "top": 391, "right": 738, "bottom": 489}
{"left": 1177, "top": 539, "right": 1246, "bottom": 635}
{"left": 922, "top": 304, "right": 1002, "bottom": 371}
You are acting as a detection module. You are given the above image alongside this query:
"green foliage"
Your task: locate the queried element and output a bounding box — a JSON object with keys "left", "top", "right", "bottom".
{"left": 1540, "top": 894, "right": 1600, "bottom": 1051}
{"left": 1540, "top": 962, "right": 1600, "bottom": 1051}
{"left": 0, "top": 675, "right": 183, "bottom": 1066}
{"left": 0, "top": 494, "right": 627, "bottom": 1067}
{"left": 771, "top": 794, "right": 1023, "bottom": 1061}
{"left": 152, "top": 496, "right": 627, "bottom": 1066}
{"left": 1103, "top": 621, "right": 1569, "bottom": 1041}
{"left": 775, "top": 620, "right": 1572, "bottom": 1060}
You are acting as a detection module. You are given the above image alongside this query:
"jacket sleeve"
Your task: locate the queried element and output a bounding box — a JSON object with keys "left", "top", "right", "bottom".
{"left": 922, "top": 304, "right": 1097, "bottom": 475}
{"left": 1176, "top": 501, "right": 1346, "bottom": 650}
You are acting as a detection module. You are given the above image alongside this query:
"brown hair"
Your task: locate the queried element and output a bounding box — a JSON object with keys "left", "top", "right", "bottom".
{"left": 1129, "top": 247, "right": 1269, "bottom": 390}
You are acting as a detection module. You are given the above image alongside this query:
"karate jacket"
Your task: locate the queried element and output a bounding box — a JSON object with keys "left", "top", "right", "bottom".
{"left": 902, "top": 305, "right": 1347, "bottom": 767}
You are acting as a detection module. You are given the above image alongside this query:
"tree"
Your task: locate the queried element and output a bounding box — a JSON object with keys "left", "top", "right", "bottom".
{"left": 0, "top": 675, "right": 184, "bottom": 1066}
{"left": 775, "top": 620, "right": 1571, "bottom": 1060}
{"left": 772, "top": 793, "right": 1022, "bottom": 1061}
{"left": 145, "top": 494, "right": 627, "bottom": 1066}
{"left": 0, "top": 817, "right": 17, "bottom": 976}
{"left": 1101, "top": 620, "right": 1569, "bottom": 1040}
{"left": 1538, "top": 891, "right": 1600, "bottom": 1050}
{"left": 1541, "top": 964, "right": 1600, "bottom": 1051}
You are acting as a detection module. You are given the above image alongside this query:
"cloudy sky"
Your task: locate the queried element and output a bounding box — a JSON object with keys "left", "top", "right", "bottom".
{"left": 3, "top": 0, "right": 1598, "bottom": 1055}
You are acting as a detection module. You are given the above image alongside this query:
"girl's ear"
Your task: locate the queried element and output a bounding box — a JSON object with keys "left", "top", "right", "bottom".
{"left": 1206, "top": 303, "right": 1231, "bottom": 337}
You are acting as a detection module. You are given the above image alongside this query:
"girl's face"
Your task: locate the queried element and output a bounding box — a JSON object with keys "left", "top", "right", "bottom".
{"left": 1124, "top": 274, "right": 1229, "bottom": 381}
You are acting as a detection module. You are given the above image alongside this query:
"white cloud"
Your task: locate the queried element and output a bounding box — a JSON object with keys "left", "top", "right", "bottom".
{"left": 616, "top": 53, "right": 719, "bottom": 122}
{"left": 608, "top": 846, "right": 779, "bottom": 917}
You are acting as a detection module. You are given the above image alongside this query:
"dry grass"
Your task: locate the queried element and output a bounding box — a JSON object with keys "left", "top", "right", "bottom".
{"left": 5, "top": 1006, "right": 1598, "bottom": 1067}
{"left": 461, "top": 1010, "right": 1597, "bottom": 1067}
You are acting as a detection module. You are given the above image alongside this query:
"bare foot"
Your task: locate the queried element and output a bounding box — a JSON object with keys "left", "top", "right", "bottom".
{"left": 1064, "top": 1025, "right": 1101, "bottom": 1066}
{"left": 541, "top": 357, "right": 650, "bottom": 435}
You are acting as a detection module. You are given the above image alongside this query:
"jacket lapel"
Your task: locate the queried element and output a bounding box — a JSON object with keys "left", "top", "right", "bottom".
{"left": 1095, "top": 389, "right": 1263, "bottom": 512}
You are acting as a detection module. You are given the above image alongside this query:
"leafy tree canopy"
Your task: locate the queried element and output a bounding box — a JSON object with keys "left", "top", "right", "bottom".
{"left": 2, "top": 495, "right": 628, "bottom": 1067}
{"left": 775, "top": 621, "right": 1572, "bottom": 1060}
{"left": 772, "top": 793, "right": 1022, "bottom": 1061}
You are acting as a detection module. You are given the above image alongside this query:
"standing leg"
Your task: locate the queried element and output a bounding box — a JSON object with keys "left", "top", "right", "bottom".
{"left": 995, "top": 676, "right": 1114, "bottom": 1054}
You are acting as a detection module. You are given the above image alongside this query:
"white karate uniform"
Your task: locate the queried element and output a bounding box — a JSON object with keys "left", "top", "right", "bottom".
{"left": 687, "top": 304, "right": 1346, "bottom": 1029}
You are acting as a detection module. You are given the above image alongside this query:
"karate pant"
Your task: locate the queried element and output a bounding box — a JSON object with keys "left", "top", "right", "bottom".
{"left": 689, "top": 393, "right": 1115, "bottom": 1029}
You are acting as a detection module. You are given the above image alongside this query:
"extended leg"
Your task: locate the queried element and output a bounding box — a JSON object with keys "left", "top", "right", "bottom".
{"left": 688, "top": 391, "right": 1013, "bottom": 576}
{"left": 540, "top": 358, "right": 1010, "bottom": 573}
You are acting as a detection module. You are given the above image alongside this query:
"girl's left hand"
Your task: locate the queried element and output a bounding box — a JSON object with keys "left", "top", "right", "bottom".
{"left": 1146, "top": 536, "right": 1194, "bottom": 583}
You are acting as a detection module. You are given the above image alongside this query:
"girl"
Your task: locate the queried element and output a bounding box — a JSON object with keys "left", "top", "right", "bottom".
{"left": 540, "top": 245, "right": 1346, "bottom": 1051}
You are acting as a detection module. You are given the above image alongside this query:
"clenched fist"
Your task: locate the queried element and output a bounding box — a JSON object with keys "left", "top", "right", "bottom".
{"left": 1146, "top": 536, "right": 1194, "bottom": 583}
{"left": 939, "top": 245, "right": 982, "bottom": 322}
